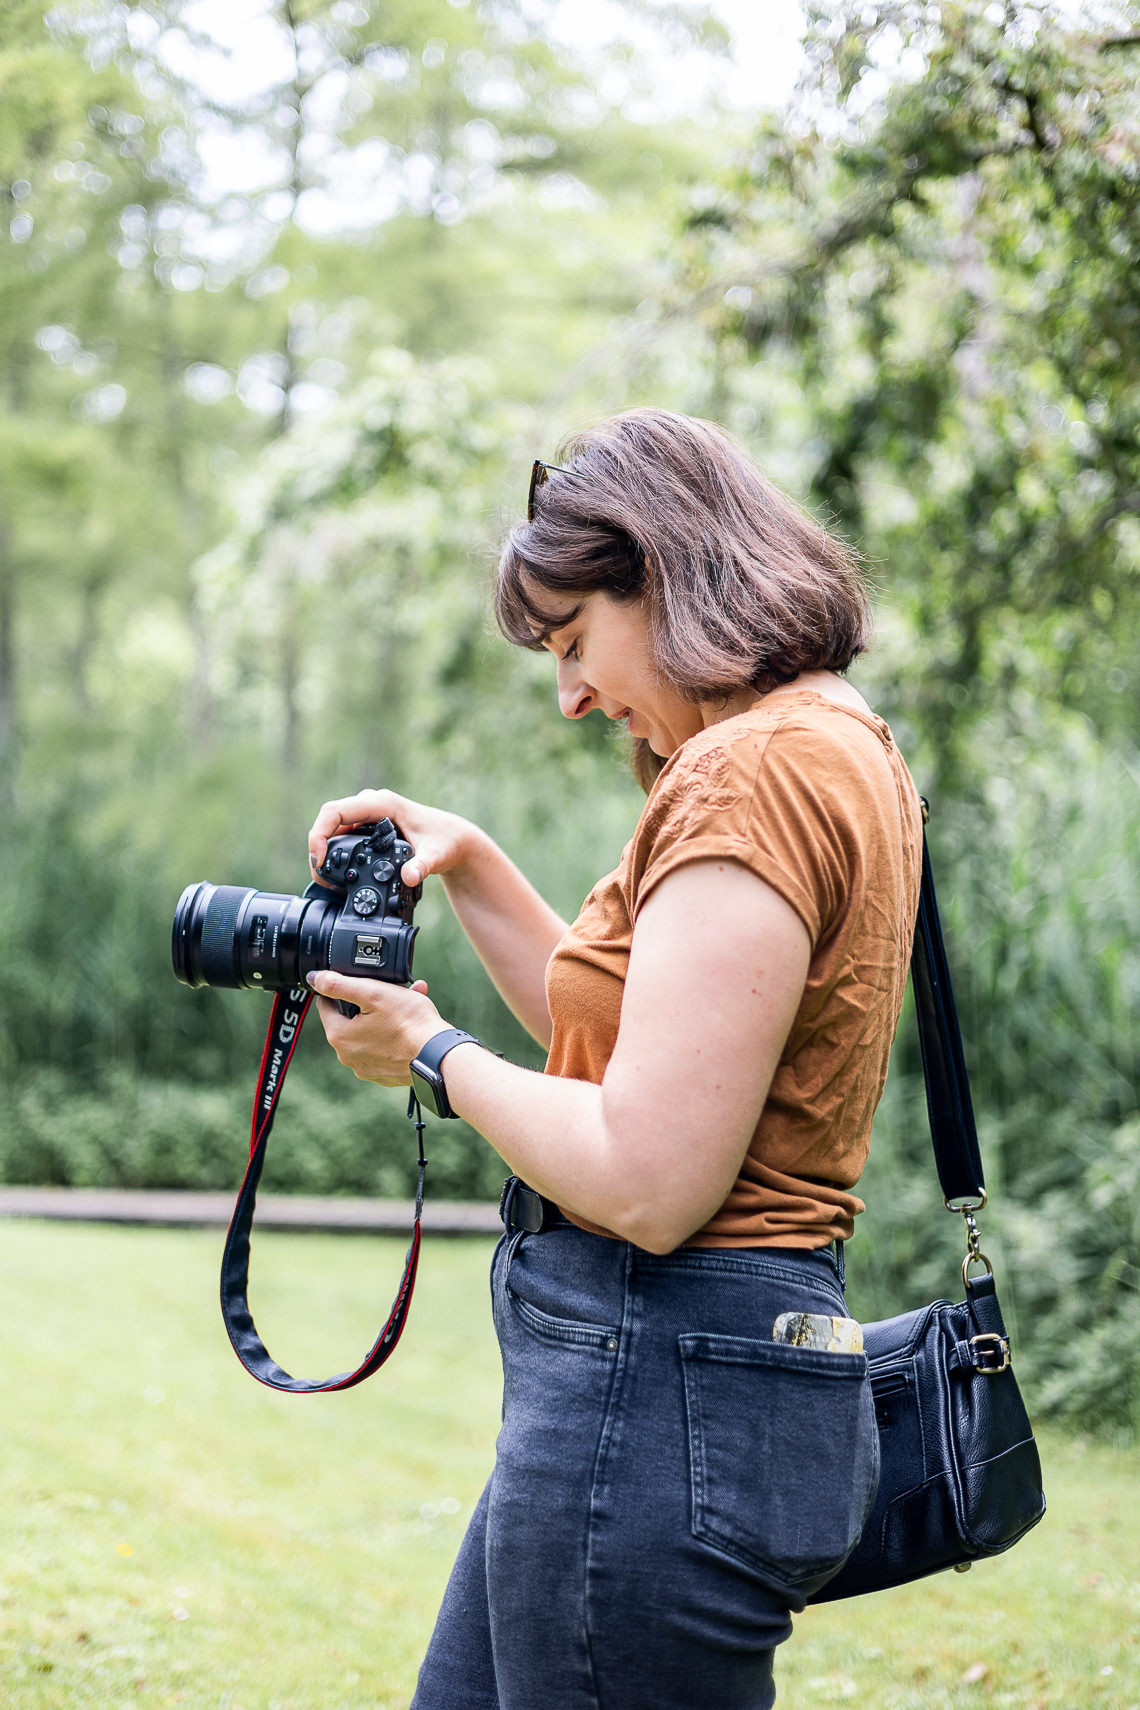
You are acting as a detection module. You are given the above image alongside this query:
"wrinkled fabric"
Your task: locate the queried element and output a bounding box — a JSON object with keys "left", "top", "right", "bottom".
{"left": 544, "top": 693, "right": 923, "bottom": 1248}
{"left": 411, "top": 1221, "right": 879, "bottom": 1710}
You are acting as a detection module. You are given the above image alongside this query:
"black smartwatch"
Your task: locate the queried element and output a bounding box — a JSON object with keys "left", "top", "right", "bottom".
{"left": 409, "top": 1028, "right": 482, "bottom": 1119}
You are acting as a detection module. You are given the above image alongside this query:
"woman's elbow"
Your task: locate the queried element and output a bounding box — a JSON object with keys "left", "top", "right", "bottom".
{"left": 604, "top": 1197, "right": 704, "bottom": 1256}
{"left": 634, "top": 1225, "right": 689, "bottom": 1257}
{"left": 595, "top": 1120, "right": 721, "bottom": 1253}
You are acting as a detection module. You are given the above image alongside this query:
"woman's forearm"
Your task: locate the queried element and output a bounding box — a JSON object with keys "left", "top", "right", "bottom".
{"left": 431, "top": 1045, "right": 718, "bottom": 1255}
{"left": 443, "top": 828, "right": 568, "bottom": 1050}
{"left": 433, "top": 1045, "right": 627, "bottom": 1229}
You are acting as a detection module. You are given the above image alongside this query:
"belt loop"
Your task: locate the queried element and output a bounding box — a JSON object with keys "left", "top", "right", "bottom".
{"left": 498, "top": 1175, "right": 520, "bottom": 1230}
{"left": 498, "top": 1177, "right": 556, "bottom": 1235}
{"left": 835, "top": 1238, "right": 846, "bottom": 1291}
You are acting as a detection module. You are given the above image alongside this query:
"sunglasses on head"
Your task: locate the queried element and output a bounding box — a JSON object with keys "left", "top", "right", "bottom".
{"left": 527, "top": 458, "right": 582, "bottom": 522}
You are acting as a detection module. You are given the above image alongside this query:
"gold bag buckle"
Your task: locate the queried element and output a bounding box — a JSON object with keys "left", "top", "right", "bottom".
{"left": 969, "top": 1332, "right": 1011, "bottom": 1375}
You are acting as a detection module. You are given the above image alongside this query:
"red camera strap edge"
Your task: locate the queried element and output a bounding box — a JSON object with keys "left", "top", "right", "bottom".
{"left": 219, "top": 987, "right": 426, "bottom": 1393}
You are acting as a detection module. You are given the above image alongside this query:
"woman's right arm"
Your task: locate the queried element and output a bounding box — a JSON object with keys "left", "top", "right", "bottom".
{"left": 307, "top": 790, "right": 566, "bottom": 1050}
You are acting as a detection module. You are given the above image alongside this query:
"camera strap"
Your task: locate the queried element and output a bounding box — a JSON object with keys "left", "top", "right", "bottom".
{"left": 219, "top": 986, "right": 427, "bottom": 1392}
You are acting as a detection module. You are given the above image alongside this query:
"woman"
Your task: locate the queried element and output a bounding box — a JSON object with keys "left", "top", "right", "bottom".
{"left": 305, "top": 408, "right": 923, "bottom": 1710}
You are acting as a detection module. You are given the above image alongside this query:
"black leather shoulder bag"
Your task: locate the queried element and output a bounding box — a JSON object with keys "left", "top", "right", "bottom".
{"left": 810, "top": 808, "right": 1046, "bottom": 1601}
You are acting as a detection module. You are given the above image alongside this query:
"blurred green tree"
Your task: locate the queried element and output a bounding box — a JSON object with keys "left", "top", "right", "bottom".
{"left": 665, "top": 0, "right": 1140, "bottom": 778}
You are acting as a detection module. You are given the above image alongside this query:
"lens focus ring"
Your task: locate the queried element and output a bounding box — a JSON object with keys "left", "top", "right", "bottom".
{"left": 197, "top": 885, "right": 255, "bottom": 988}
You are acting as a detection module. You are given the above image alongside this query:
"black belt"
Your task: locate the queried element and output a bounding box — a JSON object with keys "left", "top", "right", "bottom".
{"left": 499, "top": 1176, "right": 567, "bottom": 1234}
{"left": 497, "top": 1177, "right": 844, "bottom": 1284}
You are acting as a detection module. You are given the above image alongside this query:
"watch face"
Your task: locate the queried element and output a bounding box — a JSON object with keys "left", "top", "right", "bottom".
{"left": 411, "top": 1061, "right": 448, "bottom": 1117}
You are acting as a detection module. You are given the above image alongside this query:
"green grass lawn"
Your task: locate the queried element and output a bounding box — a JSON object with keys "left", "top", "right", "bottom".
{"left": 1, "top": 1221, "right": 1137, "bottom": 1709}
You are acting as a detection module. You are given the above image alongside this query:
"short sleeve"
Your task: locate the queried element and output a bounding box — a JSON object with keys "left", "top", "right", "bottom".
{"left": 630, "top": 718, "right": 869, "bottom": 947}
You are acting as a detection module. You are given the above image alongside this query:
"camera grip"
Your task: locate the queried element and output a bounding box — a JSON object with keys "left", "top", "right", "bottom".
{"left": 335, "top": 998, "right": 360, "bottom": 1019}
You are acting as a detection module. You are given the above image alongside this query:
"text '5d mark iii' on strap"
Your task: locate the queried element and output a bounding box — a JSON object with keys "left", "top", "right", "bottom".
{"left": 409, "top": 1028, "right": 484, "bottom": 1120}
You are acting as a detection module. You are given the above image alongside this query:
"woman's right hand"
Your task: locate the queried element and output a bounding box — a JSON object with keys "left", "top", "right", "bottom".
{"left": 307, "top": 789, "right": 478, "bottom": 890}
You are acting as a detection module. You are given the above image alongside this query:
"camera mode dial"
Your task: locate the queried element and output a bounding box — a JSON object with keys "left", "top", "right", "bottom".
{"left": 352, "top": 887, "right": 381, "bottom": 917}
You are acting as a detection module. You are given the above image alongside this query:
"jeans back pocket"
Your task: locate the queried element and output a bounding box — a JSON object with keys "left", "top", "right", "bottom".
{"left": 679, "top": 1332, "right": 878, "bottom": 1594}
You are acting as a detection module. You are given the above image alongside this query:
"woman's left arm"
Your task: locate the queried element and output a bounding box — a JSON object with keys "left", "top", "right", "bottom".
{"left": 308, "top": 858, "right": 811, "bottom": 1255}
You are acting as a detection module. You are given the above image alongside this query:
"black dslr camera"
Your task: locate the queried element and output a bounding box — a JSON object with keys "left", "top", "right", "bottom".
{"left": 171, "top": 818, "right": 421, "bottom": 1012}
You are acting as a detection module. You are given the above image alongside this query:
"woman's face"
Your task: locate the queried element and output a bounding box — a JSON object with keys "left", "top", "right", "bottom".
{"left": 537, "top": 589, "right": 706, "bottom": 758}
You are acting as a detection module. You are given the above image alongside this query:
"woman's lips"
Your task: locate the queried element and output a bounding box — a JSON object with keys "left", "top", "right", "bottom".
{"left": 605, "top": 705, "right": 637, "bottom": 734}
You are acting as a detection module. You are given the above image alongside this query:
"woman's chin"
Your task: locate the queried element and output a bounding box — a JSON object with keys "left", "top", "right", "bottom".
{"left": 625, "top": 711, "right": 668, "bottom": 757}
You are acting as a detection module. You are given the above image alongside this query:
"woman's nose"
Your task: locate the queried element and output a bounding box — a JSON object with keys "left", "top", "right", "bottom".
{"left": 557, "top": 661, "right": 593, "bottom": 720}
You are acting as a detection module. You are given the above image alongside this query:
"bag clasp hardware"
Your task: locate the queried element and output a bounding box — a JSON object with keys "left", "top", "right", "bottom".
{"left": 953, "top": 1185, "right": 1009, "bottom": 1371}
{"left": 969, "top": 1332, "right": 1011, "bottom": 1374}
{"left": 954, "top": 1202, "right": 995, "bottom": 1292}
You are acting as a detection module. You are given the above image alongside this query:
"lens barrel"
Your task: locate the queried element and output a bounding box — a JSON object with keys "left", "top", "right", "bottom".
{"left": 171, "top": 882, "right": 337, "bottom": 993}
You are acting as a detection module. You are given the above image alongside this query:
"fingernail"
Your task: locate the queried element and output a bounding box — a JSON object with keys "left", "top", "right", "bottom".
{"left": 305, "top": 972, "right": 319, "bottom": 988}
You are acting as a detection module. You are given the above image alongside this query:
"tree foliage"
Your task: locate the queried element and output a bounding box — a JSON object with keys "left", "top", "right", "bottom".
{"left": 671, "top": 0, "right": 1140, "bottom": 777}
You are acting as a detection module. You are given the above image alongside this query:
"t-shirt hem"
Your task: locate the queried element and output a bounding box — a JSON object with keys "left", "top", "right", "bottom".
{"left": 559, "top": 1206, "right": 855, "bottom": 1249}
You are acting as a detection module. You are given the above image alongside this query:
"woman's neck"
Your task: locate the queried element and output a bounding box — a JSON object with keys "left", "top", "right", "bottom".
{"left": 698, "top": 671, "right": 873, "bottom": 732}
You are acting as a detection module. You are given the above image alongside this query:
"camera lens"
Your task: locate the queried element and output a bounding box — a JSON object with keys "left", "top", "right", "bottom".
{"left": 172, "top": 882, "right": 337, "bottom": 992}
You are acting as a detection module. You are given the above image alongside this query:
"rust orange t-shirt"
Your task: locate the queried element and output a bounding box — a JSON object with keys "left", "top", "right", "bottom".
{"left": 544, "top": 690, "right": 923, "bottom": 1248}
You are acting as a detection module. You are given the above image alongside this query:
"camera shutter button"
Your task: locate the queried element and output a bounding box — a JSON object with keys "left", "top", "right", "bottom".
{"left": 352, "top": 887, "right": 381, "bottom": 917}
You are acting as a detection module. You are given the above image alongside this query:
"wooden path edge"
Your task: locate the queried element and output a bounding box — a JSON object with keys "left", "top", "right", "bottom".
{"left": 0, "top": 1185, "right": 503, "bottom": 1236}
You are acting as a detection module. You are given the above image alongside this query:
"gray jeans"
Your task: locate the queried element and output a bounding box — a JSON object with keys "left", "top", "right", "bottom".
{"left": 412, "top": 1216, "right": 877, "bottom": 1710}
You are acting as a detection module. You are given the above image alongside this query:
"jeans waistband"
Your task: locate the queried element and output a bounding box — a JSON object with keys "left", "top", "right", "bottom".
{"left": 497, "top": 1176, "right": 845, "bottom": 1286}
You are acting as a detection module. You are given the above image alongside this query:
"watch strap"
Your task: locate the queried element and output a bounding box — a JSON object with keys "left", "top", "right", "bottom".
{"left": 410, "top": 1028, "right": 482, "bottom": 1119}
{"left": 412, "top": 1027, "right": 482, "bottom": 1077}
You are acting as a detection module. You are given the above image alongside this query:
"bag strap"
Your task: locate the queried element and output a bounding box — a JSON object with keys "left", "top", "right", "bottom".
{"left": 219, "top": 986, "right": 426, "bottom": 1392}
{"left": 911, "top": 806, "right": 986, "bottom": 1208}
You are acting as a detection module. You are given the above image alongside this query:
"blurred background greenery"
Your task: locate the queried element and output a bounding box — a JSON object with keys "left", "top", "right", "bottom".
{"left": 1, "top": 0, "right": 1138, "bottom": 1436}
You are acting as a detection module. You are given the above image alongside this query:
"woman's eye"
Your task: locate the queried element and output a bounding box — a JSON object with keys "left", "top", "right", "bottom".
{"left": 561, "top": 640, "right": 580, "bottom": 663}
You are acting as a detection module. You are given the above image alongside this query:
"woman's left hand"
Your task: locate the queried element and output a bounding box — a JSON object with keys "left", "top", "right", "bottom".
{"left": 306, "top": 971, "right": 447, "bottom": 1085}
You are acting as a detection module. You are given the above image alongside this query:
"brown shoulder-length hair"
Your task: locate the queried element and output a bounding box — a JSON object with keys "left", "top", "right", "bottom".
{"left": 495, "top": 408, "right": 871, "bottom": 791}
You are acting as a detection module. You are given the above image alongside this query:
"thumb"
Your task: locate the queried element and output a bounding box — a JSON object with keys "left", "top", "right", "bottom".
{"left": 306, "top": 969, "right": 379, "bottom": 1007}
{"left": 411, "top": 979, "right": 429, "bottom": 995}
